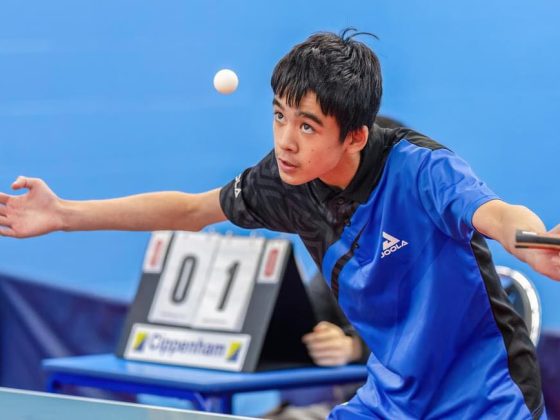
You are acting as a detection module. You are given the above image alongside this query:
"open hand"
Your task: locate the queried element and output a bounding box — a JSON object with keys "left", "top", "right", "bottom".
{"left": 0, "top": 176, "right": 63, "bottom": 238}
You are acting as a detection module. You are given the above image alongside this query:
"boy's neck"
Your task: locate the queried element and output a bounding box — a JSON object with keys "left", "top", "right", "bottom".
{"left": 319, "top": 151, "right": 362, "bottom": 190}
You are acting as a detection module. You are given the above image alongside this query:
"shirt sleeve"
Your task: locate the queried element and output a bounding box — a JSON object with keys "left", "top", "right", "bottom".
{"left": 417, "top": 148, "right": 500, "bottom": 242}
{"left": 219, "top": 150, "right": 297, "bottom": 233}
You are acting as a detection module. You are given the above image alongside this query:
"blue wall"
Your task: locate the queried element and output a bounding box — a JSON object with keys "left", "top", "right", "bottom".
{"left": 1, "top": 1, "right": 559, "bottom": 324}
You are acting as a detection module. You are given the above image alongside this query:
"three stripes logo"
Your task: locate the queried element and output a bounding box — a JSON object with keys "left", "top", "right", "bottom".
{"left": 380, "top": 232, "right": 408, "bottom": 259}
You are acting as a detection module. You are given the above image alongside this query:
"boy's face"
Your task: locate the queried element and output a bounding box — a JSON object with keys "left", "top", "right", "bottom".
{"left": 272, "top": 92, "right": 359, "bottom": 188}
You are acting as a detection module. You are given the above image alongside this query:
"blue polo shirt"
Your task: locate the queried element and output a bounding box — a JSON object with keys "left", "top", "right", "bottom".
{"left": 220, "top": 126, "right": 544, "bottom": 419}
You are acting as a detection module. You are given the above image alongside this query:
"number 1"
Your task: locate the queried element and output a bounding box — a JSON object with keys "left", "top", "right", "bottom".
{"left": 218, "top": 261, "right": 239, "bottom": 311}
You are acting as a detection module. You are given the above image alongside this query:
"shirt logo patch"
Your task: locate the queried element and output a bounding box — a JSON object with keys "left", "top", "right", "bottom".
{"left": 381, "top": 232, "right": 408, "bottom": 259}
{"left": 234, "top": 175, "right": 242, "bottom": 198}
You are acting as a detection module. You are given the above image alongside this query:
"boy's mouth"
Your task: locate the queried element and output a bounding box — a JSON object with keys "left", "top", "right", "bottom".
{"left": 277, "top": 157, "right": 298, "bottom": 172}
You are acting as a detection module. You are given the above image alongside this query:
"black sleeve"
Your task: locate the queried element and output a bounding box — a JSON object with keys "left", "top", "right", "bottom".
{"left": 219, "top": 151, "right": 297, "bottom": 233}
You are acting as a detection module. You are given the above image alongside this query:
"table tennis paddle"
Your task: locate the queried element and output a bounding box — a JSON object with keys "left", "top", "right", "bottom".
{"left": 515, "top": 230, "right": 560, "bottom": 250}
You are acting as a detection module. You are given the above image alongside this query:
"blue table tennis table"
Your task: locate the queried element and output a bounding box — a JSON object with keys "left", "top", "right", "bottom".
{"left": 42, "top": 353, "right": 368, "bottom": 414}
{"left": 1, "top": 386, "right": 256, "bottom": 420}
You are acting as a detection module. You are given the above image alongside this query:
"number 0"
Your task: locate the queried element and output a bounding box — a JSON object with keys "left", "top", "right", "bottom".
{"left": 171, "top": 255, "right": 197, "bottom": 304}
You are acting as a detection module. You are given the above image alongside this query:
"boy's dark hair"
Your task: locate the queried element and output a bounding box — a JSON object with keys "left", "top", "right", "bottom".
{"left": 271, "top": 28, "right": 382, "bottom": 141}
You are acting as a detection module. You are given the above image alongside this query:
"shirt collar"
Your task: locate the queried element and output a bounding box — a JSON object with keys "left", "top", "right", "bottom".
{"left": 311, "top": 125, "right": 401, "bottom": 204}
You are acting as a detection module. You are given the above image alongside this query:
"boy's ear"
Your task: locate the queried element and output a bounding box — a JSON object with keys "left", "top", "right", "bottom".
{"left": 345, "top": 125, "right": 369, "bottom": 153}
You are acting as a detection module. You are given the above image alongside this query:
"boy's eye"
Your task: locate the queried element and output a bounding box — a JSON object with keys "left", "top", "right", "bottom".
{"left": 274, "top": 112, "right": 284, "bottom": 122}
{"left": 301, "top": 123, "right": 314, "bottom": 134}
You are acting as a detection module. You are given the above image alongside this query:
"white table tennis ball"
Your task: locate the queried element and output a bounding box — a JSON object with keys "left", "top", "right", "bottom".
{"left": 213, "top": 69, "right": 239, "bottom": 94}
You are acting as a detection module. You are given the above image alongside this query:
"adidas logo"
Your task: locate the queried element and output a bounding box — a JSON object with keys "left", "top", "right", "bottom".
{"left": 380, "top": 232, "right": 408, "bottom": 259}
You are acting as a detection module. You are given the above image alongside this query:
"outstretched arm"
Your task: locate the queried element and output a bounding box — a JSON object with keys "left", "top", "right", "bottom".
{"left": 0, "top": 176, "right": 227, "bottom": 238}
{"left": 473, "top": 199, "right": 560, "bottom": 280}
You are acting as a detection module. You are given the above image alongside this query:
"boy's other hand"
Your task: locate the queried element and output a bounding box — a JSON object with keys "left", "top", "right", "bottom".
{"left": 0, "top": 176, "right": 64, "bottom": 238}
{"left": 302, "top": 321, "right": 360, "bottom": 366}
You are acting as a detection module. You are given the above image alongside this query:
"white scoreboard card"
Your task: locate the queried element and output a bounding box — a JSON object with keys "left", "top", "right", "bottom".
{"left": 192, "top": 236, "right": 265, "bottom": 332}
{"left": 148, "top": 232, "right": 220, "bottom": 327}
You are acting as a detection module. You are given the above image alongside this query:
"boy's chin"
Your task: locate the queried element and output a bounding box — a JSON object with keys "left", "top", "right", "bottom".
{"left": 278, "top": 172, "right": 310, "bottom": 186}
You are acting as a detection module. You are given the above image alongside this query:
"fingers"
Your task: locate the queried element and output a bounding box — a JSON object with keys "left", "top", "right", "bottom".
{"left": 0, "top": 193, "right": 11, "bottom": 204}
{"left": 303, "top": 326, "right": 342, "bottom": 345}
{"left": 303, "top": 326, "right": 356, "bottom": 366}
{"left": 311, "top": 357, "right": 345, "bottom": 367}
{"left": 308, "top": 347, "right": 345, "bottom": 359}
{"left": 314, "top": 321, "right": 334, "bottom": 331}
{"left": 0, "top": 226, "right": 16, "bottom": 238}
{"left": 308, "top": 348, "right": 349, "bottom": 366}
{"left": 0, "top": 215, "right": 13, "bottom": 233}
{"left": 11, "top": 176, "right": 39, "bottom": 191}
{"left": 306, "top": 332, "right": 355, "bottom": 366}
{"left": 529, "top": 251, "right": 560, "bottom": 281}
{"left": 11, "top": 176, "right": 27, "bottom": 190}
{"left": 305, "top": 338, "right": 343, "bottom": 353}
{"left": 302, "top": 331, "right": 334, "bottom": 345}
{"left": 550, "top": 255, "right": 560, "bottom": 279}
{"left": 303, "top": 325, "right": 350, "bottom": 354}
{"left": 301, "top": 321, "right": 332, "bottom": 339}
{"left": 302, "top": 322, "right": 351, "bottom": 366}
{"left": 550, "top": 224, "right": 560, "bottom": 234}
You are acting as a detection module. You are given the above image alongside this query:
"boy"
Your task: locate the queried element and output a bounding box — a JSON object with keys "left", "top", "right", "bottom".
{"left": 1, "top": 30, "right": 558, "bottom": 419}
